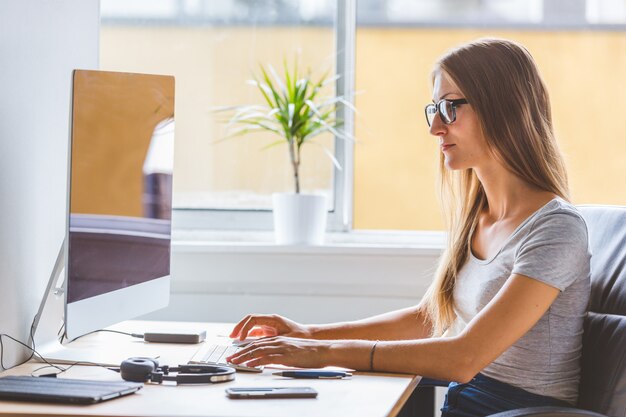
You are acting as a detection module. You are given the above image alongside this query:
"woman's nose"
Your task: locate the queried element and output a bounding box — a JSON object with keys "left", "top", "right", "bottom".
{"left": 429, "top": 112, "right": 446, "bottom": 137}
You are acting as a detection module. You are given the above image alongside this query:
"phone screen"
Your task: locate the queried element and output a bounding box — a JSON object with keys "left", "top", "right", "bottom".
{"left": 225, "top": 387, "right": 318, "bottom": 399}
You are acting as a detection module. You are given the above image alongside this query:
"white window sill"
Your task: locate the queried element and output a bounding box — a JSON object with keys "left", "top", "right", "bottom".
{"left": 167, "top": 229, "right": 444, "bottom": 305}
{"left": 172, "top": 229, "right": 446, "bottom": 256}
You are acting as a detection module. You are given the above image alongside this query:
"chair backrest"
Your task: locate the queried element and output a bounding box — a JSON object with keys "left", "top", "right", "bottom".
{"left": 578, "top": 206, "right": 626, "bottom": 417}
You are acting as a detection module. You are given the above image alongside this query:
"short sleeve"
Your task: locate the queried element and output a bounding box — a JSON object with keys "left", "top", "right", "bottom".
{"left": 512, "top": 210, "right": 590, "bottom": 291}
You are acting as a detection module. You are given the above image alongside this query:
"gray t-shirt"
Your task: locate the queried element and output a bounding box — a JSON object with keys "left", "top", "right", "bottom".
{"left": 446, "top": 197, "right": 590, "bottom": 404}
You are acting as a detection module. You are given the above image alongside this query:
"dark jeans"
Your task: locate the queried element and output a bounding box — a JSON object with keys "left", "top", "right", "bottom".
{"left": 441, "top": 373, "right": 572, "bottom": 417}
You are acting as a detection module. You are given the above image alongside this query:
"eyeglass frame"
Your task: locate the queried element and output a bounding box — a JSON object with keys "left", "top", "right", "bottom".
{"left": 424, "top": 98, "right": 468, "bottom": 127}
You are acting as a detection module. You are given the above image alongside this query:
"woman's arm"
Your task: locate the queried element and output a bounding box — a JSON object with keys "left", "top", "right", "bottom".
{"left": 335, "top": 273, "right": 559, "bottom": 381}
{"left": 230, "top": 303, "right": 433, "bottom": 341}
{"left": 309, "top": 304, "right": 433, "bottom": 341}
{"left": 229, "top": 273, "right": 560, "bottom": 383}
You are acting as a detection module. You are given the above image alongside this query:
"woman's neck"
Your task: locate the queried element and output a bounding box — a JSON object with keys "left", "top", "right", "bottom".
{"left": 474, "top": 164, "right": 556, "bottom": 223}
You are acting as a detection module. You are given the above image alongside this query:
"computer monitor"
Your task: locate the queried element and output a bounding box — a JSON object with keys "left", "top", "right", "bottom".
{"left": 32, "top": 69, "right": 175, "bottom": 364}
{"left": 65, "top": 69, "right": 174, "bottom": 339}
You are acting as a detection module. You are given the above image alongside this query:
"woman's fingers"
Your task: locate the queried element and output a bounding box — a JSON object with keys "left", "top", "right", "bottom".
{"left": 226, "top": 337, "right": 328, "bottom": 369}
{"left": 229, "top": 314, "right": 308, "bottom": 341}
{"left": 236, "top": 315, "right": 286, "bottom": 341}
{"left": 236, "top": 316, "right": 268, "bottom": 341}
{"left": 225, "top": 337, "right": 271, "bottom": 362}
{"left": 248, "top": 326, "right": 278, "bottom": 337}
{"left": 229, "top": 314, "right": 252, "bottom": 338}
{"left": 229, "top": 315, "right": 266, "bottom": 340}
{"left": 244, "top": 353, "right": 290, "bottom": 368}
{"left": 227, "top": 340, "right": 283, "bottom": 364}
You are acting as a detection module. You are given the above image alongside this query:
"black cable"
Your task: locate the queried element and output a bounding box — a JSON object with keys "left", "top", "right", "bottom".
{"left": 29, "top": 359, "right": 114, "bottom": 377}
{"left": 1, "top": 321, "right": 141, "bottom": 377}
{"left": 1, "top": 284, "right": 141, "bottom": 376}
{"left": 65, "top": 329, "right": 143, "bottom": 343}
{"left": 0, "top": 332, "right": 127, "bottom": 378}
{"left": 0, "top": 322, "right": 36, "bottom": 370}
{"left": 0, "top": 333, "right": 63, "bottom": 373}
{"left": 0, "top": 336, "right": 4, "bottom": 370}
{"left": 57, "top": 322, "right": 65, "bottom": 339}
{"left": 26, "top": 323, "right": 36, "bottom": 363}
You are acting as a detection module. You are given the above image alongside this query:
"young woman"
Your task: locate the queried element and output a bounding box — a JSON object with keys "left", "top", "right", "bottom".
{"left": 226, "top": 38, "right": 591, "bottom": 416}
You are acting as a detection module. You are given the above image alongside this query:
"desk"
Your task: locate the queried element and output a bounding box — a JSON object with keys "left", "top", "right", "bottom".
{"left": 0, "top": 321, "right": 420, "bottom": 417}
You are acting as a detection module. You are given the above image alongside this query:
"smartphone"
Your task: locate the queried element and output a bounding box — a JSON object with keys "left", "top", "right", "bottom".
{"left": 225, "top": 387, "right": 318, "bottom": 399}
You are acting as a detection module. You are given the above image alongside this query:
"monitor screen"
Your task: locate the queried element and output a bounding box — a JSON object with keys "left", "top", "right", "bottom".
{"left": 65, "top": 70, "right": 174, "bottom": 339}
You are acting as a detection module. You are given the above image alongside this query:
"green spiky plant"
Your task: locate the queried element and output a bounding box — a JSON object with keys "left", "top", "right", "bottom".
{"left": 218, "top": 61, "right": 354, "bottom": 194}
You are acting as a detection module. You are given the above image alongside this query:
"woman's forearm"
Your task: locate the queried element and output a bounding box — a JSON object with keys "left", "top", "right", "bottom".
{"left": 328, "top": 336, "right": 474, "bottom": 383}
{"left": 308, "top": 305, "right": 433, "bottom": 341}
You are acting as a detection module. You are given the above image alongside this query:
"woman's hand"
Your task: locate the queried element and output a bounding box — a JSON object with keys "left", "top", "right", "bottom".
{"left": 226, "top": 336, "right": 333, "bottom": 369}
{"left": 229, "top": 314, "right": 312, "bottom": 341}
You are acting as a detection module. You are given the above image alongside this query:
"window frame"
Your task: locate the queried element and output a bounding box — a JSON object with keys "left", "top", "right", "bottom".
{"left": 173, "top": 0, "right": 356, "bottom": 233}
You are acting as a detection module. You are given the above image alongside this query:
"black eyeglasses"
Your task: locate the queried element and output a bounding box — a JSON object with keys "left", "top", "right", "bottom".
{"left": 424, "top": 98, "right": 468, "bottom": 127}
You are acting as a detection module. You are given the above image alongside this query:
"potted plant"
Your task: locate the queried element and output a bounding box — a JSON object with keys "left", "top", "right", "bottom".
{"left": 218, "top": 61, "right": 353, "bottom": 245}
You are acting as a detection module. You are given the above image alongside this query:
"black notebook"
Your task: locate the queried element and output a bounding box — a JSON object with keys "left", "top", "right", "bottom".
{"left": 0, "top": 376, "right": 143, "bottom": 405}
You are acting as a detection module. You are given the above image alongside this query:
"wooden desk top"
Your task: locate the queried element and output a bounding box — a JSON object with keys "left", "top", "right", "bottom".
{"left": 0, "top": 321, "right": 420, "bottom": 417}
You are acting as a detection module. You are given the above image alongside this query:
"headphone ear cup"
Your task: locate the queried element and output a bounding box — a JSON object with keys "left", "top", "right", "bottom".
{"left": 120, "top": 357, "right": 158, "bottom": 382}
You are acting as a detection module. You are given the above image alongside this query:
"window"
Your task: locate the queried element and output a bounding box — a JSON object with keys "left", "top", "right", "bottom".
{"left": 100, "top": 0, "right": 354, "bottom": 231}
{"left": 101, "top": 0, "right": 626, "bottom": 235}
{"left": 353, "top": 0, "right": 626, "bottom": 231}
{"left": 587, "top": 0, "right": 626, "bottom": 24}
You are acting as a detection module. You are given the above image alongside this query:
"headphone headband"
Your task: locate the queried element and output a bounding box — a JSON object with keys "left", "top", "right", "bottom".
{"left": 120, "top": 357, "right": 235, "bottom": 384}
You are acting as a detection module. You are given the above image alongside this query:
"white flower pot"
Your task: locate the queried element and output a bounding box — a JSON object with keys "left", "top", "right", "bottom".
{"left": 272, "top": 193, "right": 328, "bottom": 245}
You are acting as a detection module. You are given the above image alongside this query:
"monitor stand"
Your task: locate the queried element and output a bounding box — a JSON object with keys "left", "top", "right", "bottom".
{"left": 31, "top": 242, "right": 146, "bottom": 367}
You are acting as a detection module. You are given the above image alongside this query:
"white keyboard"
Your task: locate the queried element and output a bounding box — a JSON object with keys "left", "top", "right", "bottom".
{"left": 189, "top": 343, "right": 263, "bottom": 373}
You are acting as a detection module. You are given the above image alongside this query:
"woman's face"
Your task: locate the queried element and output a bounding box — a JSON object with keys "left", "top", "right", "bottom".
{"left": 429, "top": 71, "right": 491, "bottom": 171}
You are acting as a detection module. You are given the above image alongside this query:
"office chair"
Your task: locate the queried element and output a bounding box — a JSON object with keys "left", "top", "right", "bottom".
{"left": 409, "top": 205, "right": 626, "bottom": 417}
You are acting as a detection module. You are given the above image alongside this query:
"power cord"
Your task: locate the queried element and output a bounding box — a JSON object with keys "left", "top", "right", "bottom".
{"left": 0, "top": 332, "right": 35, "bottom": 371}
{"left": 64, "top": 329, "right": 144, "bottom": 344}
{"left": 0, "top": 322, "right": 144, "bottom": 378}
{"left": 0, "top": 331, "right": 68, "bottom": 376}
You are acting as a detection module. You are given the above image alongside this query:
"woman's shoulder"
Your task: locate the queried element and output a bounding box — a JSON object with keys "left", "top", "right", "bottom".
{"left": 528, "top": 197, "right": 587, "bottom": 235}
{"left": 541, "top": 196, "right": 580, "bottom": 213}
{"left": 511, "top": 196, "right": 589, "bottom": 256}
{"left": 512, "top": 197, "right": 591, "bottom": 291}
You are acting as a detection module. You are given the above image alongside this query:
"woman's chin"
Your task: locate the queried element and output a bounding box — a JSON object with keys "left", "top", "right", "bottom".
{"left": 444, "top": 158, "right": 463, "bottom": 171}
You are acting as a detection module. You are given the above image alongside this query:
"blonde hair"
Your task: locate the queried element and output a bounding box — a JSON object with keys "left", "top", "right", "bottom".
{"left": 424, "top": 38, "right": 570, "bottom": 336}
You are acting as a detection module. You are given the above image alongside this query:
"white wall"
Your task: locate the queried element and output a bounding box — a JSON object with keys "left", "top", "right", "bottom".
{"left": 144, "top": 244, "right": 441, "bottom": 325}
{"left": 0, "top": 0, "right": 99, "bottom": 369}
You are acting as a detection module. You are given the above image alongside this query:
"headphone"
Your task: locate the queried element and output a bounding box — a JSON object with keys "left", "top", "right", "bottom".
{"left": 120, "top": 357, "right": 235, "bottom": 384}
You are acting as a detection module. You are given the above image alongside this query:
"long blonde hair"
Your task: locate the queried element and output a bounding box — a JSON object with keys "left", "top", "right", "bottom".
{"left": 424, "top": 38, "right": 570, "bottom": 336}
